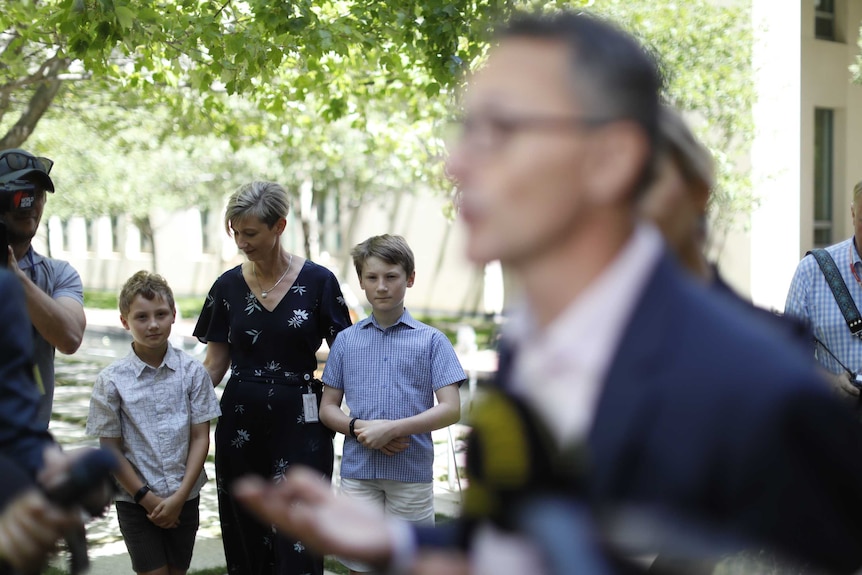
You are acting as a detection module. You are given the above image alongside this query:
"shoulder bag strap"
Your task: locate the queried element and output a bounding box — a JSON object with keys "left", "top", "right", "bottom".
{"left": 807, "top": 248, "right": 862, "bottom": 337}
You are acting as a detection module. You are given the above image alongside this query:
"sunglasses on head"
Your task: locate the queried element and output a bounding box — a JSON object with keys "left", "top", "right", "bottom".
{"left": 0, "top": 151, "right": 53, "bottom": 175}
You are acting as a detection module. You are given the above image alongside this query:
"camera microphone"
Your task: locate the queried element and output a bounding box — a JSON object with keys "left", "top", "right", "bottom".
{"left": 42, "top": 448, "right": 118, "bottom": 509}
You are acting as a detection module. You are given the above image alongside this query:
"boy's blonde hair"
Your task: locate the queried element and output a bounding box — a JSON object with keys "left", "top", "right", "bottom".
{"left": 119, "top": 271, "right": 176, "bottom": 317}
{"left": 351, "top": 235, "right": 415, "bottom": 278}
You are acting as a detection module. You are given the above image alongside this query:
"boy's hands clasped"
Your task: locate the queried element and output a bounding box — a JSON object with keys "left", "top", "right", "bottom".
{"left": 354, "top": 419, "right": 410, "bottom": 454}
{"left": 140, "top": 492, "right": 182, "bottom": 528}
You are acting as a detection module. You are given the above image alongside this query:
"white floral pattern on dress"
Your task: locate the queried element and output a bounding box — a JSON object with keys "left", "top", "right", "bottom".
{"left": 231, "top": 429, "right": 250, "bottom": 448}
{"left": 273, "top": 458, "right": 290, "bottom": 483}
{"left": 244, "top": 292, "right": 261, "bottom": 315}
{"left": 246, "top": 329, "right": 262, "bottom": 344}
{"left": 288, "top": 309, "right": 309, "bottom": 328}
{"left": 265, "top": 360, "right": 281, "bottom": 372}
{"left": 291, "top": 284, "right": 307, "bottom": 295}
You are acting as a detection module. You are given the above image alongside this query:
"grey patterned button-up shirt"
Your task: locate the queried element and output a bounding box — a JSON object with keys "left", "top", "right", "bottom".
{"left": 87, "top": 343, "right": 221, "bottom": 503}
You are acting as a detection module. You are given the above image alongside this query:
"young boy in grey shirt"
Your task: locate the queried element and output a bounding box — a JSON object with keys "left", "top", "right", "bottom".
{"left": 87, "top": 271, "right": 221, "bottom": 575}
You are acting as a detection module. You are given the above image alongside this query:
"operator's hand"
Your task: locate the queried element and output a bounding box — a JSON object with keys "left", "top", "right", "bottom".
{"left": 0, "top": 489, "right": 82, "bottom": 575}
{"left": 6, "top": 246, "right": 22, "bottom": 277}
{"left": 38, "top": 446, "right": 113, "bottom": 517}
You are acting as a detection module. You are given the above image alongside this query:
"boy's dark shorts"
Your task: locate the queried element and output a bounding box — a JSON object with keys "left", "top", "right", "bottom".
{"left": 116, "top": 496, "right": 200, "bottom": 573}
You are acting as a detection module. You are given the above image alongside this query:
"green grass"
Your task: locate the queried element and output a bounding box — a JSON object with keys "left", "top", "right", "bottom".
{"left": 84, "top": 290, "right": 205, "bottom": 321}
{"left": 414, "top": 314, "right": 498, "bottom": 349}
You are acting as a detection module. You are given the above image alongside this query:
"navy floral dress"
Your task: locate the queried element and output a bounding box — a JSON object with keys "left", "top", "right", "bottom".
{"left": 194, "top": 260, "right": 351, "bottom": 575}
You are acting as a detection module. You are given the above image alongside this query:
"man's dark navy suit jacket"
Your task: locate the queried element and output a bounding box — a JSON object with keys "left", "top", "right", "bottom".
{"left": 418, "top": 253, "right": 862, "bottom": 574}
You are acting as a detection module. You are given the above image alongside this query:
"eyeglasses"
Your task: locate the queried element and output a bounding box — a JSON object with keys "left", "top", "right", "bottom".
{"left": 444, "top": 114, "right": 615, "bottom": 154}
{"left": 0, "top": 151, "right": 53, "bottom": 175}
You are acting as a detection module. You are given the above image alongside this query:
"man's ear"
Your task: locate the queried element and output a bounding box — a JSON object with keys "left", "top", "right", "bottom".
{"left": 691, "top": 181, "right": 710, "bottom": 217}
{"left": 119, "top": 314, "right": 130, "bottom": 331}
{"left": 581, "top": 121, "right": 650, "bottom": 206}
{"left": 407, "top": 271, "right": 416, "bottom": 288}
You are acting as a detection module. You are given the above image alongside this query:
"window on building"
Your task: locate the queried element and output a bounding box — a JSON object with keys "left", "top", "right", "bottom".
{"left": 814, "top": 108, "right": 834, "bottom": 247}
{"left": 815, "top": 0, "right": 836, "bottom": 40}
{"left": 110, "top": 215, "right": 120, "bottom": 253}
{"left": 61, "top": 219, "right": 71, "bottom": 252}
{"left": 85, "top": 218, "right": 95, "bottom": 252}
{"left": 200, "top": 208, "right": 212, "bottom": 253}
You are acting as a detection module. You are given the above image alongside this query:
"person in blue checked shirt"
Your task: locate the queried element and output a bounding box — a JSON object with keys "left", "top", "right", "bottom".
{"left": 319, "top": 234, "right": 465, "bottom": 575}
{"left": 785, "top": 179, "right": 862, "bottom": 406}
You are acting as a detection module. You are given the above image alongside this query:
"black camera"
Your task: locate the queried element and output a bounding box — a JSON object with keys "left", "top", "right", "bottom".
{"left": 42, "top": 448, "right": 118, "bottom": 575}
{"left": 0, "top": 179, "right": 38, "bottom": 267}
{"left": 0, "top": 179, "right": 37, "bottom": 212}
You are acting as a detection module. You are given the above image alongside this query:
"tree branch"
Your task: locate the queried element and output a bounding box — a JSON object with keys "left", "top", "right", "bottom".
{"left": 0, "top": 58, "right": 69, "bottom": 148}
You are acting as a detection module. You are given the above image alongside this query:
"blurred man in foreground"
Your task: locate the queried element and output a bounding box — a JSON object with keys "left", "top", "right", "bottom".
{"left": 235, "top": 11, "right": 862, "bottom": 574}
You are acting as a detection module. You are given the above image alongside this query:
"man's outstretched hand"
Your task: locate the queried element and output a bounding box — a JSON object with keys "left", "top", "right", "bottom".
{"left": 233, "top": 466, "right": 395, "bottom": 567}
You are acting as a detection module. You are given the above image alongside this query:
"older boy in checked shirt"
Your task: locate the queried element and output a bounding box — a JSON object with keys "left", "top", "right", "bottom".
{"left": 320, "top": 235, "right": 465, "bottom": 574}
{"left": 87, "top": 271, "right": 221, "bottom": 575}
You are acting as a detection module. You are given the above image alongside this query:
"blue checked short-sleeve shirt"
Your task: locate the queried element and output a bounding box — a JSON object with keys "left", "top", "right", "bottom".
{"left": 785, "top": 236, "right": 862, "bottom": 374}
{"left": 323, "top": 309, "right": 465, "bottom": 483}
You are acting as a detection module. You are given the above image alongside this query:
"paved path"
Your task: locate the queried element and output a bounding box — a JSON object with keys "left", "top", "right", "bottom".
{"left": 48, "top": 309, "right": 471, "bottom": 574}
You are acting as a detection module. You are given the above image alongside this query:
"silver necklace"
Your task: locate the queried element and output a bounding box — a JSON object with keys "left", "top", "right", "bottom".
{"left": 253, "top": 254, "right": 293, "bottom": 299}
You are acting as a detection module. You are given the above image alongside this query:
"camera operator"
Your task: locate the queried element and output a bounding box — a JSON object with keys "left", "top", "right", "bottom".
{"left": 0, "top": 268, "right": 115, "bottom": 574}
{"left": 0, "top": 149, "right": 86, "bottom": 426}
{"left": 785, "top": 179, "right": 862, "bottom": 404}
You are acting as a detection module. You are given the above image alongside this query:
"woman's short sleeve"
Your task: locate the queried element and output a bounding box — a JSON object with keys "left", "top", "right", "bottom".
{"left": 318, "top": 271, "right": 352, "bottom": 342}
{"left": 193, "top": 273, "right": 231, "bottom": 344}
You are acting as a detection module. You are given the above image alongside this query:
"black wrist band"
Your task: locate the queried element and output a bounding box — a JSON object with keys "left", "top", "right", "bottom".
{"left": 133, "top": 484, "right": 150, "bottom": 504}
{"left": 349, "top": 417, "right": 359, "bottom": 439}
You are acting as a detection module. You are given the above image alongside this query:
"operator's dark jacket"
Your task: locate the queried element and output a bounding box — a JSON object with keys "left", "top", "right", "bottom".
{"left": 0, "top": 268, "right": 53, "bottom": 477}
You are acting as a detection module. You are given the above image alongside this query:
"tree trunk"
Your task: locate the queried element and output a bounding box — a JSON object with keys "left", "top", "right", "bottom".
{"left": 0, "top": 58, "right": 69, "bottom": 149}
{"left": 133, "top": 215, "right": 157, "bottom": 273}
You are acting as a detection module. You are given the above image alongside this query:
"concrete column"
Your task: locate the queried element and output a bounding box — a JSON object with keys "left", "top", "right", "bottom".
{"left": 750, "top": 0, "right": 803, "bottom": 311}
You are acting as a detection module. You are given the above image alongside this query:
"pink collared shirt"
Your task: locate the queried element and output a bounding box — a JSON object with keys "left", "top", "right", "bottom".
{"left": 506, "top": 223, "right": 664, "bottom": 445}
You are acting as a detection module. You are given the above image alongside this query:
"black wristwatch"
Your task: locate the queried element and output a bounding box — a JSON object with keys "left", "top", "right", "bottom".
{"left": 349, "top": 417, "right": 359, "bottom": 439}
{"left": 133, "top": 484, "right": 150, "bottom": 504}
